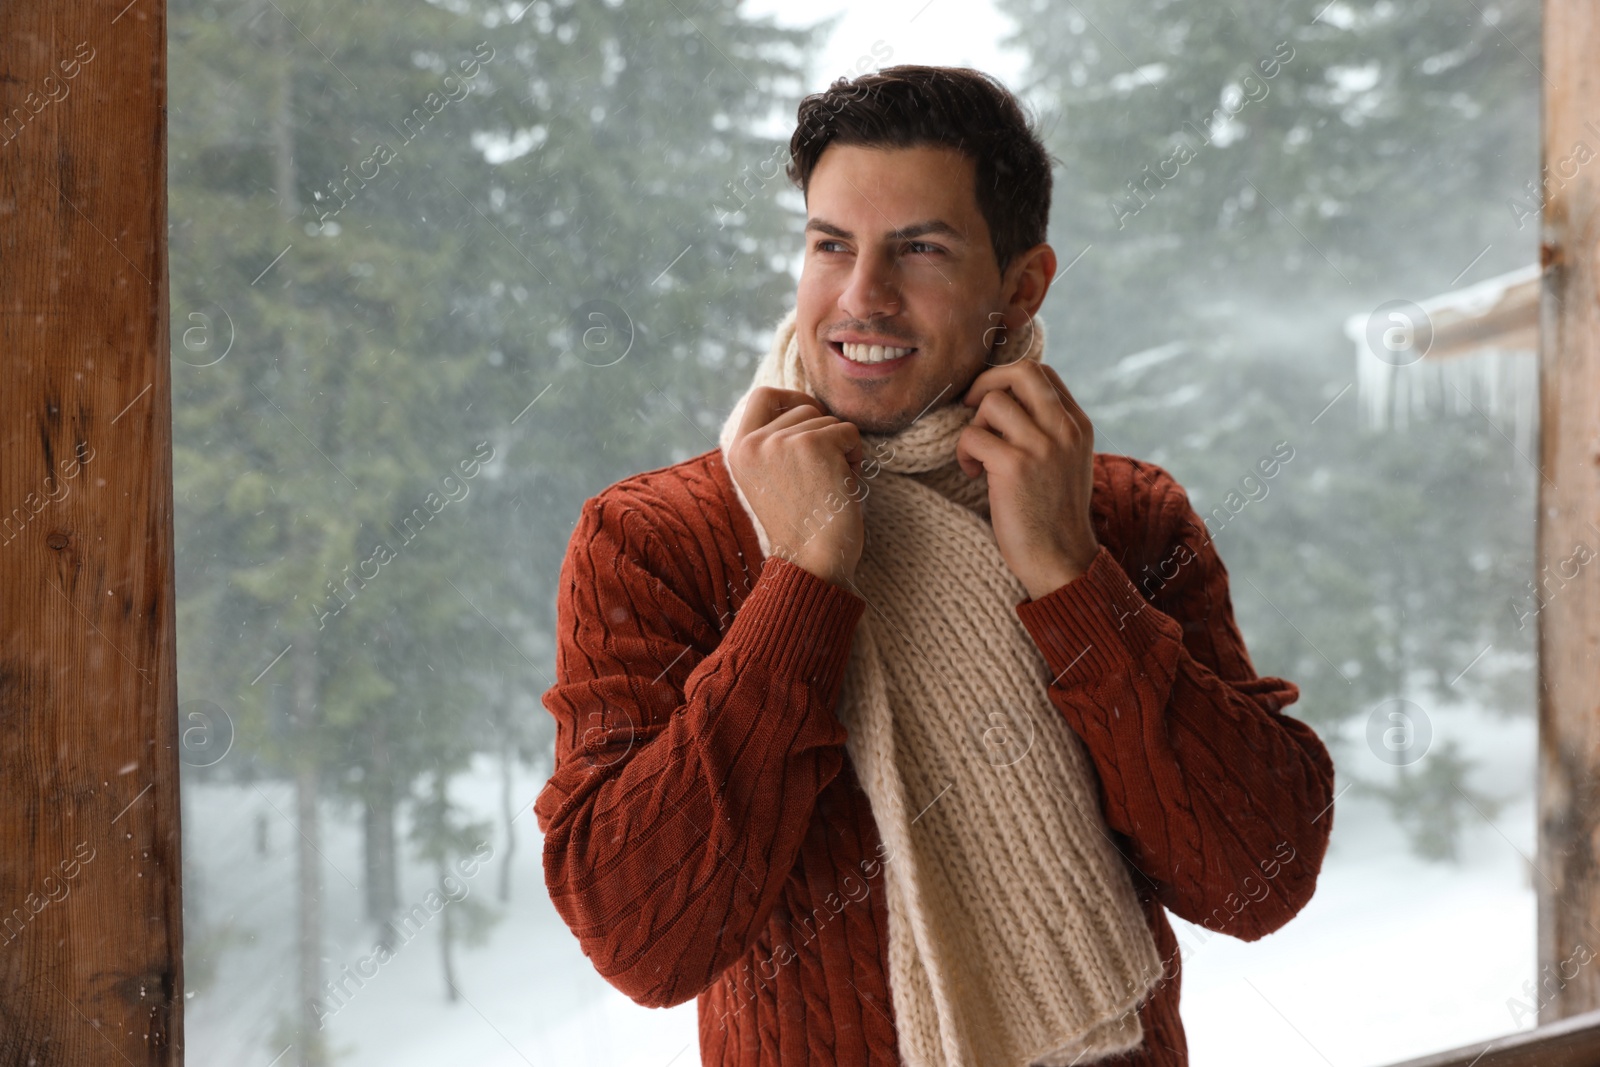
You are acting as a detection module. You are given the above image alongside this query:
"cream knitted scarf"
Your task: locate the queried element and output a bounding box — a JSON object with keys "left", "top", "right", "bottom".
{"left": 717, "top": 308, "right": 1164, "bottom": 1067}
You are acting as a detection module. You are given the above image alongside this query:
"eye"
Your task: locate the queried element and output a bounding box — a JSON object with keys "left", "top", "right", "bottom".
{"left": 814, "top": 239, "right": 848, "bottom": 254}
{"left": 906, "top": 241, "right": 943, "bottom": 255}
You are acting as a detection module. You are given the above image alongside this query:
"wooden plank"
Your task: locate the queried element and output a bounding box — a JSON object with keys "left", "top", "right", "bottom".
{"left": 1538, "top": 0, "right": 1600, "bottom": 1027}
{"left": 1428, "top": 299, "right": 1539, "bottom": 360}
{"left": 1379, "top": 1008, "right": 1600, "bottom": 1067}
{"left": 0, "top": 1, "right": 182, "bottom": 1064}
{"left": 1424, "top": 267, "right": 1542, "bottom": 360}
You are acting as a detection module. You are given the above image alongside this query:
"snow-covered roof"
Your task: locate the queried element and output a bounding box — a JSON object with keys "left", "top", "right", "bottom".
{"left": 1347, "top": 264, "right": 1542, "bottom": 447}
{"left": 1343, "top": 264, "right": 1541, "bottom": 362}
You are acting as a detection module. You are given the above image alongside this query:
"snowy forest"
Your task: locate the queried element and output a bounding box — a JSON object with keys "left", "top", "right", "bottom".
{"left": 167, "top": 0, "right": 1545, "bottom": 1064}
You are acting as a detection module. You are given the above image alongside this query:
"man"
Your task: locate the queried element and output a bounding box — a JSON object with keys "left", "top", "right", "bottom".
{"left": 535, "top": 65, "right": 1335, "bottom": 1066}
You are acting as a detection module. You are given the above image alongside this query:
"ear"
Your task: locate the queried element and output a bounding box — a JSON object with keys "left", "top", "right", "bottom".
{"left": 988, "top": 241, "right": 1053, "bottom": 355}
{"left": 1002, "top": 243, "right": 1058, "bottom": 322}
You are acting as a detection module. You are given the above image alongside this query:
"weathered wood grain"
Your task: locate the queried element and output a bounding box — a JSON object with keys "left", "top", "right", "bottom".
{"left": 1539, "top": 0, "right": 1600, "bottom": 1029}
{"left": 0, "top": 1, "right": 182, "bottom": 1064}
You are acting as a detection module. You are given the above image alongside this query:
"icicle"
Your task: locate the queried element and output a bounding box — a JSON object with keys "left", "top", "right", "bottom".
{"left": 1348, "top": 265, "right": 1540, "bottom": 454}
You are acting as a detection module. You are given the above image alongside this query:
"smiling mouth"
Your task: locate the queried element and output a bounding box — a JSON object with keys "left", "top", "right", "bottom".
{"left": 831, "top": 340, "right": 917, "bottom": 364}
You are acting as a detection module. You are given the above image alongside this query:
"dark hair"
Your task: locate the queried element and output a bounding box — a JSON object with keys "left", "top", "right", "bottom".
{"left": 786, "top": 65, "right": 1055, "bottom": 277}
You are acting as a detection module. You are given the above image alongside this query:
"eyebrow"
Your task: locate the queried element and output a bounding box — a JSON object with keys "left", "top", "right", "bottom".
{"left": 803, "top": 217, "right": 967, "bottom": 243}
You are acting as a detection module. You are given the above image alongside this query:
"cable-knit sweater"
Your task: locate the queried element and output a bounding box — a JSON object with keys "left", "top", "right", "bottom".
{"left": 534, "top": 444, "right": 1336, "bottom": 1067}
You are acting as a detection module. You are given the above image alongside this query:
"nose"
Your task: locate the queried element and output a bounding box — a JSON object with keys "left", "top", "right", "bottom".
{"left": 838, "top": 249, "right": 901, "bottom": 321}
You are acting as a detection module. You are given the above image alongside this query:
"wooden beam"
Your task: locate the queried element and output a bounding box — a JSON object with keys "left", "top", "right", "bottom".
{"left": 1539, "top": 0, "right": 1600, "bottom": 1026}
{"left": 0, "top": 1, "right": 182, "bottom": 1063}
{"left": 1378, "top": 1007, "right": 1600, "bottom": 1067}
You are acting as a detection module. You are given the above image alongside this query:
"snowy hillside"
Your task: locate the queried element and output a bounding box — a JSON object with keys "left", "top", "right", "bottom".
{"left": 182, "top": 699, "right": 1536, "bottom": 1067}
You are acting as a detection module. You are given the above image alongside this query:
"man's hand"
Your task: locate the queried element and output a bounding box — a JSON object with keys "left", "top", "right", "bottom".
{"left": 956, "top": 360, "right": 1098, "bottom": 600}
{"left": 727, "top": 386, "right": 866, "bottom": 589}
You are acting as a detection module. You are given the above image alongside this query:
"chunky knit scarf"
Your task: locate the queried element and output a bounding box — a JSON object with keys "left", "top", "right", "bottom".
{"left": 716, "top": 308, "right": 1164, "bottom": 1067}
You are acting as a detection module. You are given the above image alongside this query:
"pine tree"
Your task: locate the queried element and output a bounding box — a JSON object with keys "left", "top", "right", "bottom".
{"left": 171, "top": 0, "right": 823, "bottom": 1058}
{"left": 1000, "top": 0, "right": 1542, "bottom": 859}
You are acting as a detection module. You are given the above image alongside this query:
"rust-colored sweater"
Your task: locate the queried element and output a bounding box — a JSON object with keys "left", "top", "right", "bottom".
{"left": 535, "top": 446, "right": 1335, "bottom": 1066}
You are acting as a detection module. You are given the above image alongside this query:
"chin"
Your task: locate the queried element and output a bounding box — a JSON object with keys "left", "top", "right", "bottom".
{"left": 834, "top": 403, "right": 918, "bottom": 437}
{"left": 847, "top": 416, "right": 905, "bottom": 436}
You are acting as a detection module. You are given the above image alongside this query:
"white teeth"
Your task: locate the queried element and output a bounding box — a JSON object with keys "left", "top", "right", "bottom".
{"left": 840, "top": 342, "right": 914, "bottom": 363}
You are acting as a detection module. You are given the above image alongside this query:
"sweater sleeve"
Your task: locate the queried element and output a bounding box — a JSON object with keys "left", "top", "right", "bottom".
{"left": 533, "top": 490, "right": 866, "bottom": 1008}
{"left": 1014, "top": 462, "right": 1335, "bottom": 941}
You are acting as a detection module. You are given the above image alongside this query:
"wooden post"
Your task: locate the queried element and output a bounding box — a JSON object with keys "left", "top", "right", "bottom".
{"left": 0, "top": 0, "right": 182, "bottom": 1063}
{"left": 1538, "top": 0, "right": 1600, "bottom": 1025}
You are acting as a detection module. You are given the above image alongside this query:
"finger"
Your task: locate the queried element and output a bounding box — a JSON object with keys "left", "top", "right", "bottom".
{"left": 799, "top": 419, "right": 864, "bottom": 469}
{"left": 760, "top": 403, "right": 832, "bottom": 436}
{"left": 954, "top": 421, "right": 1015, "bottom": 480}
{"left": 735, "top": 386, "right": 825, "bottom": 439}
{"left": 1035, "top": 363, "right": 1092, "bottom": 430}
{"left": 772, "top": 388, "right": 827, "bottom": 415}
{"left": 743, "top": 397, "right": 840, "bottom": 448}
{"left": 970, "top": 388, "right": 1052, "bottom": 455}
{"left": 964, "top": 361, "right": 1079, "bottom": 440}
{"left": 963, "top": 360, "right": 1053, "bottom": 409}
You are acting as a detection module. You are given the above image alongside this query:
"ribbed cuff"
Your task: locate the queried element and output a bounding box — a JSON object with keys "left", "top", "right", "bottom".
{"left": 726, "top": 556, "right": 866, "bottom": 693}
{"left": 1014, "top": 544, "right": 1177, "bottom": 686}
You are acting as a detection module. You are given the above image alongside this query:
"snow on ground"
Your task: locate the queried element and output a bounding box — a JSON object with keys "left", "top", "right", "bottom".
{"left": 1178, "top": 700, "right": 1539, "bottom": 1067}
{"left": 182, "top": 759, "right": 701, "bottom": 1067}
{"left": 183, "top": 700, "right": 1536, "bottom": 1067}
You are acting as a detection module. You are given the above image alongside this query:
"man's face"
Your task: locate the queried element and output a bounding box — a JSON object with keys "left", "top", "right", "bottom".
{"left": 794, "top": 142, "right": 1043, "bottom": 435}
